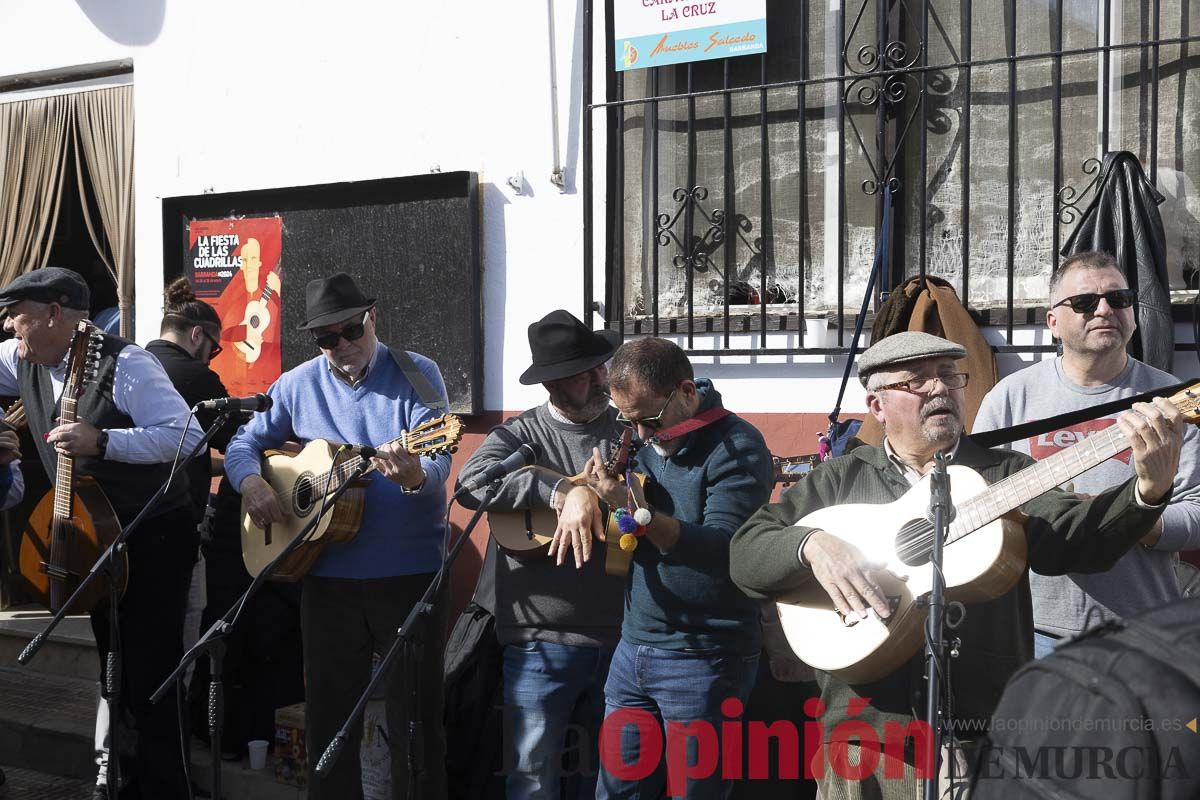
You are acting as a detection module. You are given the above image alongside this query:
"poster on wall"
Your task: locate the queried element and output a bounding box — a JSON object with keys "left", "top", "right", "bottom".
{"left": 185, "top": 216, "right": 283, "bottom": 397}
{"left": 613, "top": 0, "right": 766, "bottom": 71}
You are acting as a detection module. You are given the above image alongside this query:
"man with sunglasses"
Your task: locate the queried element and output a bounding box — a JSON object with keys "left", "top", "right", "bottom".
{"left": 593, "top": 337, "right": 773, "bottom": 799}
{"left": 974, "top": 250, "right": 1200, "bottom": 659}
{"left": 225, "top": 272, "right": 451, "bottom": 799}
{"left": 731, "top": 330, "right": 1183, "bottom": 798}
{"left": 455, "top": 309, "right": 626, "bottom": 800}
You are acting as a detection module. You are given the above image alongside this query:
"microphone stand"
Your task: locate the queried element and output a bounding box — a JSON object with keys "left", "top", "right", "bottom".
{"left": 315, "top": 480, "right": 502, "bottom": 793}
{"left": 923, "top": 450, "right": 953, "bottom": 800}
{"left": 150, "top": 452, "right": 374, "bottom": 800}
{"left": 17, "top": 409, "right": 234, "bottom": 797}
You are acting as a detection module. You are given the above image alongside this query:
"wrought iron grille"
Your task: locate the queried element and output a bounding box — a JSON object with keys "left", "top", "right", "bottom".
{"left": 582, "top": 0, "right": 1200, "bottom": 356}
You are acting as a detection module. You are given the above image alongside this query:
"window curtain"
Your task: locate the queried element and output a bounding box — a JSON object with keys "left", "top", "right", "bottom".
{"left": 73, "top": 85, "right": 134, "bottom": 338}
{"left": 0, "top": 94, "right": 74, "bottom": 288}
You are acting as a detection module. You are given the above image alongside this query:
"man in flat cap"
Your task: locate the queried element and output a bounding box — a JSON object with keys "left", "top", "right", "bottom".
{"left": 0, "top": 267, "right": 202, "bottom": 799}
{"left": 730, "top": 331, "right": 1183, "bottom": 799}
{"left": 224, "top": 272, "right": 450, "bottom": 799}
{"left": 456, "top": 309, "right": 626, "bottom": 800}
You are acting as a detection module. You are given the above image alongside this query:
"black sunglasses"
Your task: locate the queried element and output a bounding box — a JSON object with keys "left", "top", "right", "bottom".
{"left": 313, "top": 312, "right": 369, "bottom": 350}
{"left": 1051, "top": 289, "right": 1137, "bottom": 314}
{"left": 615, "top": 389, "right": 676, "bottom": 433}
{"left": 200, "top": 328, "right": 223, "bottom": 360}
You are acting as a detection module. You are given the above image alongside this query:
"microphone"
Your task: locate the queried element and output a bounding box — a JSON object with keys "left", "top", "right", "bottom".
{"left": 459, "top": 442, "right": 542, "bottom": 493}
{"left": 346, "top": 444, "right": 377, "bottom": 458}
{"left": 194, "top": 394, "right": 273, "bottom": 413}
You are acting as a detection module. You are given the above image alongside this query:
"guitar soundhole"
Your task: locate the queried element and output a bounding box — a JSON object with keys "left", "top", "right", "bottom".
{"left": 294, "top": 472, "right": 316, "bottom": 516}
{"left": 249, "top": 314, "right": 261, "bottom": 327}
{"left": 895, "top": 518, "right": 935, "bottom": 567}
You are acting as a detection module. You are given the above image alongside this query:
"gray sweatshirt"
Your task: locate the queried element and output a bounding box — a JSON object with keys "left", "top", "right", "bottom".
{"left": 973, "top": 356, "right": 1200, "bottom": 636}
{"left": 455, "top": 403, "right": 625, "bottom": 648}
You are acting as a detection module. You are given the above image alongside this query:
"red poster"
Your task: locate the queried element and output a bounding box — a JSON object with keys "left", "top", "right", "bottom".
{"left": 186, "top": 216, "right": 283, "bottom": 396}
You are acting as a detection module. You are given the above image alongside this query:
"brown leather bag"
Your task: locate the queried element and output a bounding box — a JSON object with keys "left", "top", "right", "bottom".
{"left": 856, "top": 276, "right": 998, "bottom": 446}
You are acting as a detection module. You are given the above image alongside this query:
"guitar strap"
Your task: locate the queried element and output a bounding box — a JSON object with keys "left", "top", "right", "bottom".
{"left": 968, "top": 379, "right": 1196, "bottom": 449}
{"left": 649, "top": 407, "right": 733, "bottom": 444}
{"left": 388, "top": 348, "right": 447, "bottom": 410}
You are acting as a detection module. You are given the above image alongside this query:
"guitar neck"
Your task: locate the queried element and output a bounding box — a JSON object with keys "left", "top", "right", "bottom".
{"left": 949, "top": 424, "right": 1129, "bottom": 543}
{"left": 53, "top": 395, "right": 79, "bottom": 520}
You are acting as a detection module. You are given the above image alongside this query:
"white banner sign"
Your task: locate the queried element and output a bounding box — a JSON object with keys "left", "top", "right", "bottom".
{"left": 613, "top": 0, "right": 767, "bottom": 71}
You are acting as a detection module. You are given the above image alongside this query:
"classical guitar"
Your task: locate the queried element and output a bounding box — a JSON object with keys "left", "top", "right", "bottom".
{"left": 233, "top": 270, "right": 278, "bottom": 364}
{"left": 18, "top": 322, "right": 125, "bottom": 613}
{"left": 241, "top": 414, "right": 464, "bottom": 581}
{"left": 488, "top": 428, "right": 638, "bottom": 577}
{"left": 775, "top": 383, "right": 1200, "bottom": 685}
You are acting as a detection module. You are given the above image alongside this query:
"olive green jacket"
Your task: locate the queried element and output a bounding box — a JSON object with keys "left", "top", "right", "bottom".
{"left": 730, "top": 437, "right": 1165, "bottom": 737}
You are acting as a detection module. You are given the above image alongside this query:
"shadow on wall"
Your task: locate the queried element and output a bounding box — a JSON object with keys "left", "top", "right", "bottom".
{"left": 76, "top": 0, "right": 165, "bottom": 46}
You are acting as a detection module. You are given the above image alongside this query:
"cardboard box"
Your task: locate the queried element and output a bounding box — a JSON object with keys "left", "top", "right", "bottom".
{"left": 274, "top": 703, "right": 308, "bottom": 788}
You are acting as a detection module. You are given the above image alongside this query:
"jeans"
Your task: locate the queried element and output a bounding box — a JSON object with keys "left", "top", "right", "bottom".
{"left": 1033, "top": 630, "right": 1060, "bottom": 660}
{"left": 597, "top": 639, "right": 759, "bottom": 800}
{"left": 503, "top": 640, "right": 613, "bottom": 800}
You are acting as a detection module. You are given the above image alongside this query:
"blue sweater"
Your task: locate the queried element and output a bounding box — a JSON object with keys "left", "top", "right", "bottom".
{"left": 623, "top": 380, "right": 772, "bottom": 655}
{"left": 224, "top": 343, "right": 450, "bottom": 578}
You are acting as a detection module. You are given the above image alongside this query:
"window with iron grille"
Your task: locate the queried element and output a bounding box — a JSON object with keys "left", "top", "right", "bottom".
{"left": 588, "top": 0, "right": 1200, "bottom": 352}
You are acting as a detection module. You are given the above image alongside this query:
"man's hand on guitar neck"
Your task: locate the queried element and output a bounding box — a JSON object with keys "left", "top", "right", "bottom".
{"left": 584, "top": 447, "right": 627, "bottom": 508}
{"left": 1118, "top": 397, "right": 1185, "bottom": 506}
{"left": 241, "top": 474, "right": 288, "bottom": 528}
{"left": 46, "top": 420, "right": 104, "bottom": 458}
{"left": 370, "top": 441, "right": 426, "bottom": 491}
{"left": 801, "top": 532, "right": 894, "bottom": 620}
{"left": 549, "top": 485, "right": 605, "bottom": 568}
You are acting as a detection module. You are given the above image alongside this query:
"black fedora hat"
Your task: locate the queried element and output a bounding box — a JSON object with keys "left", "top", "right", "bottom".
{"left": 299, "top": 273, "right": 376, "bottom": 330}
{"left": 519, "top": 310, "right": 622, "bottom": 385}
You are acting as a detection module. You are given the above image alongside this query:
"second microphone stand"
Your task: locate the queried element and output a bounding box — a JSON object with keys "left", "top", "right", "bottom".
{"left": 151, "top": 450, "right": 374, "bottom": 800}
{"left": 314, "top": 481, "right": 502, "bottom": 796}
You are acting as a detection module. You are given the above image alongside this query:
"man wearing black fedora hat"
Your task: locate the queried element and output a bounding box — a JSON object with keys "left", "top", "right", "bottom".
{"left": 456, "top": 309, "right": 626, "bottom": 800}
{"left": 225, "top": 272, "right": 452, "bottom": 799}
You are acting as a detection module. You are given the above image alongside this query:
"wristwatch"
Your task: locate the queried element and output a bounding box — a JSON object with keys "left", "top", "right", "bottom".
{"left": 95, "top": 429, "right": 109, "bottom": 457}
{"left": 401, "top": 467, "right": 427, "bottom": 495}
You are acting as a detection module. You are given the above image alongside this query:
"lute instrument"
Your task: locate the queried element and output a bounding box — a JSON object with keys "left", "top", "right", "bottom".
{"left": 241, "top": 414, "right": 464, "bottom": 581}
{"left": 18, "top": 321, "right": 125, "bottom": 613}
{"left": 775, "top": 383, "right": 1200, "bottom": 685}
{"left": 488, "top": 428, "right": 638, "bottom": 577}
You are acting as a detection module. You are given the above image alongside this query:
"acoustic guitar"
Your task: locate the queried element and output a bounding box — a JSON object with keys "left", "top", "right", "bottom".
{"left": 488, "top": 428, "right": 638, "bottom": 577}
{"left": 241, "top": 414, "right": 464, "bottom": 581}
{"left": 775, "top": 383, "right": 1200, "bottom": 685}
{"left": 18, "top": 322, "right": 125, "bottom": 613}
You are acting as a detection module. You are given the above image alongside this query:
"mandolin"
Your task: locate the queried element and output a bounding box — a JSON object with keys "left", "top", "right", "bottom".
{"left": 488, "top": 428, "right": 638, "bottom": 577}
{"left": 18, "top": 322, "right": 125, "bottom": 613}
{"left": 241, "top": 414, "right": 464, "bottom": 581}
{"left": 775, "top": 382, "right": 1200, "bottom": 685}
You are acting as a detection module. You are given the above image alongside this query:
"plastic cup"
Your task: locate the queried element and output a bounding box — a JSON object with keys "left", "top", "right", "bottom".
{"left": 248, "top": 739, "right": 269, "bottom": 770}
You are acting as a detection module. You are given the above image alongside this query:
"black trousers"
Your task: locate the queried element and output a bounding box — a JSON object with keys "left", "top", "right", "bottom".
{"left": 302, "top": 573, "right": 448, "bottom": 800}
{"left": 92, "top": 504, "right": 197, "bottom": 800}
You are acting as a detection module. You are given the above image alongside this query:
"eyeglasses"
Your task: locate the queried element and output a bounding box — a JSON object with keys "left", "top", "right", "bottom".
{"left": 615, "top": 389, "right": 677, "bottom": 432}
{"left": 874, "top": 372, "right": 970, "bottom": 395}
{"left": 1051, "top": 289, "right": 1137, "bottom": 314}
{"left": 313, "top": 312, "right": 369, "bottom": 350}
{"left": 200, "top": 328, "right": 223, "bottom": 360}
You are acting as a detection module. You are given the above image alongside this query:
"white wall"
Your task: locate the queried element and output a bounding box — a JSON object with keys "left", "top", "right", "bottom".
{"left": 1, "top": 1, "right": 1196, "bottom": 417}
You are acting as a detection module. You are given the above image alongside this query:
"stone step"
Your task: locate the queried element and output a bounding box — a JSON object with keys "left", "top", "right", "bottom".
{"left": 0, "top": 665, "right": 308, "bottom": 799}
{"left": 0, "top": 607, "right": 99, "bottom": 681}
{"left": 0, "top": 764, "right": 93, "bottom": 799}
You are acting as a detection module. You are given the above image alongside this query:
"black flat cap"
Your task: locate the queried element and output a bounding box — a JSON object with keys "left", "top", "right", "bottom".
{"left": 0, "top": 267, "right": 90, "bottom": 311}
{"left": 299, "top": 272, "right": 376, "bottom": 330}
